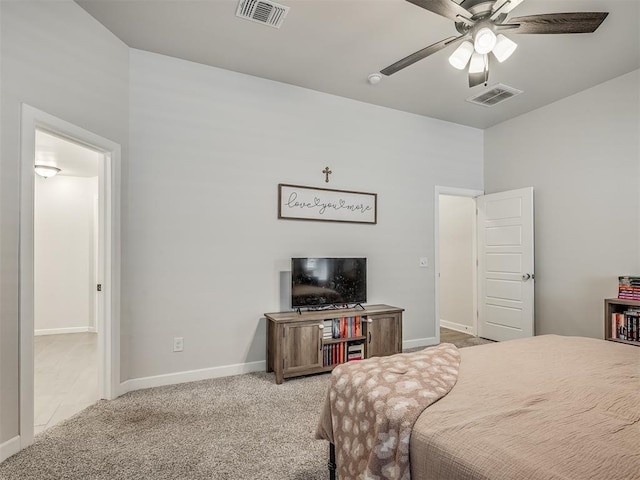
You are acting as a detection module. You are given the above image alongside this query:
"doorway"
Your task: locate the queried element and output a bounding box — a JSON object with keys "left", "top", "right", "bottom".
{"left": 438, "top": 194, "right": 477, "bottom": 334}
{"left": 33, "top": 130, "right": 101, "bottom": 434}
{"left": 19, "top": 105, "right": 121, "bottom": 450}
{"left": 435, "top": 186, "right": 535, "bottom": 344}
{"left": 434, "top": 187, "right": 483, "bottom": 343}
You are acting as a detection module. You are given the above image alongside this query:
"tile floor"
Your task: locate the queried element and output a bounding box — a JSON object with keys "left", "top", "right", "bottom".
{"left": 34, "top": 332, "right": 98, "bottom": 435}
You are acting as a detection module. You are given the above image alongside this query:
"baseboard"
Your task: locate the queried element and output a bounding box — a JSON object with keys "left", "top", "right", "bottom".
{"left": 119, "top": 360, "right": 267, "bottom": 396}
{"left": 0, "top": 435, "right": 21, "bottom": 463}
{"left": 34, "top": 326, "right": 92, "bottom": 336}
{"left": 440, "top": 320, "right": 476, "bottom": 336}
{"left": 403, "top": 337, "right": 438, "bottom": 351}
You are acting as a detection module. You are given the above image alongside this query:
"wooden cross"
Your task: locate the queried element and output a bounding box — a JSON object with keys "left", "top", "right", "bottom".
{"left": 322, "top": 166, "right": 332, "bottom": 183}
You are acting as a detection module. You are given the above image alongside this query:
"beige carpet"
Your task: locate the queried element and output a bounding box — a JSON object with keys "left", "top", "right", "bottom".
{"left": 1, "top": 372, "right": 329, "bottom": 480}
{"left": 0, "top": 332, "right": 492, "bottom": 479}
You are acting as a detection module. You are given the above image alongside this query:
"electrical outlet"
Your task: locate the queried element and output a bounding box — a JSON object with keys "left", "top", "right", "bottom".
{"left": 419, "top": 257, "right": 429, "bottom": 268}
{"left": 173, "top": 337, "right": 184, "bottom": 352}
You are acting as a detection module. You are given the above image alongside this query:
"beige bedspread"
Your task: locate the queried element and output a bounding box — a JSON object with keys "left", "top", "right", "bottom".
{"left": 410, "top": 335, "right": 640, "bottom": 480}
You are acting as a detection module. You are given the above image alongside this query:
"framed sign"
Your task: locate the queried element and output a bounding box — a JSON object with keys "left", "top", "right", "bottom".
{"left": 278, "top": 184, "right": 377, "bottom": 224}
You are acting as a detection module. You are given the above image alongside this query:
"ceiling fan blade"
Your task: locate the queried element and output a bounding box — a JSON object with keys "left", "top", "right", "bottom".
{"left": 499, "top": 12, "right": 609, "bottom": 34}
{"left": 380, "top": 36, "right": 465, "bottom": 76}
{"left": 406, "top": 0, "right": 473, "bottom": 23}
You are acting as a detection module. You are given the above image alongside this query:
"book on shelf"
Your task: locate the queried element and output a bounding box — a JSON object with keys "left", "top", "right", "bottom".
{"left": 328, "top": 316, "right": 363, "bottom": 339}
{"left": 332, "top": 319, "right": 340, "bottom": 339}
{"left": 612, "top": 310, "right": 640, "bottom": 342}
{"left": 612, "top": 312, "right": 623, "bottom": 338}
{"left": 323, "top": 342, "right": 350, "bottom": 367}
{"left": 323, "top": 339, "right": 367, "bottom": 366}
{"left": 624, "top": 310, "right": 639, "bottom": 341}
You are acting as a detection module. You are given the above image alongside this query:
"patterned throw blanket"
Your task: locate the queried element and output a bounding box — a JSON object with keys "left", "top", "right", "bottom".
{"left": 315, "top": 343, "right": 460, "bottom": 480}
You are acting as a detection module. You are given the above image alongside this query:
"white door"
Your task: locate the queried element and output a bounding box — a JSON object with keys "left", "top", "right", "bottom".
{"left": 477, "top": 187, "right": 534, "bottom": 341}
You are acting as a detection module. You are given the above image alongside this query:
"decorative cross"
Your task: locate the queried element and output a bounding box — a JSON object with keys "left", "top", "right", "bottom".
{"left": 322, "top": 166, "right": 332, "bottom": 183}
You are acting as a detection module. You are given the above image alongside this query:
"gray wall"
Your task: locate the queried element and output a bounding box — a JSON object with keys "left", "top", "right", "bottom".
{"left": 0, "top": 1, "right": 129, "bottom": 445}
{"left": 485, "top": 69, "right": 640, "bottom": 339}
{"left": 126, "top": 50, "right": 483, "bottom": 380}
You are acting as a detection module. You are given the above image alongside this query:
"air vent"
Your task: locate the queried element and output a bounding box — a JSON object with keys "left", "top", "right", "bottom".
{"left": 466, "top": 83, "right": 523, "bottom": 107}
{"left": 236, "top": 0, "right": 289, "bottom": 28}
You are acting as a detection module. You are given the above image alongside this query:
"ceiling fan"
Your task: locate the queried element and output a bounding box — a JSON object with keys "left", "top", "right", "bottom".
{"left": 380, "top": 0, "right": 609, "bottom": 88}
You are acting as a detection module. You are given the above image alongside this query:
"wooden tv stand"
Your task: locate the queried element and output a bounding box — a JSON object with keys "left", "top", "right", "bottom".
{"left": 265, "top": 304, "right": 403, "bottom": 384}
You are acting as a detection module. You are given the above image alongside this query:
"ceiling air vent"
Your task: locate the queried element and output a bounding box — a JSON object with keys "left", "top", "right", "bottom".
{"left": 236, "top": 0, "right": 290, "bottom": 28}
{"left": 466, "top": 83, "right": 523, "bottom": 107}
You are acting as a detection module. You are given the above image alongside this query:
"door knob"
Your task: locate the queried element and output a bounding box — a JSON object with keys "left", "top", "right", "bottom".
{"left": 522, "top": 273, "right": 531, "bottom": 281}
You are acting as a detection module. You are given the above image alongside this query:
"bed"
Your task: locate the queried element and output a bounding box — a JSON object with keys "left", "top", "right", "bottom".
{"left": 316, "top": 335, "right": 640, "bottom": 480}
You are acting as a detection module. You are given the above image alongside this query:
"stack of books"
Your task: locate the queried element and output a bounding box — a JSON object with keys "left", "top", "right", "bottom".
{"left": 618, "top": 276, "right": 640, "bottom": 300}
{"left": 347, "top": 343, "right": 364, "bottom": 362}
{"left": 323, "top": 319, "right": 334, "bottom": 340}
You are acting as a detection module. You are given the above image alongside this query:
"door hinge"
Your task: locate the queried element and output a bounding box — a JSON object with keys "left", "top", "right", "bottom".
{"left": 97, "top": 284, "right": 102, "bottom": 292}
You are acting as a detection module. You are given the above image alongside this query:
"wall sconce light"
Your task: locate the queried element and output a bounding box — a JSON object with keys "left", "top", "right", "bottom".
{"left": 34, "top": 165, "right": 61, "bottom": 178}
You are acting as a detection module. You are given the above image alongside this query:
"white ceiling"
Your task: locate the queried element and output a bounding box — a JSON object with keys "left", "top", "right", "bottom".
{"left": 76, "top": 0, "right": 639, "bottom": 129}
{"left": 36, "top": 130, "right": 100, "bottom": 178}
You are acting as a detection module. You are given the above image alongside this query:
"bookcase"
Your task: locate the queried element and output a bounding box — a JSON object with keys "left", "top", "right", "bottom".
{"left": 265, "top": 304, "right": 404, "bottom": 384}
{"left": 604, "top": 298, "right": 640, "bottom": 346}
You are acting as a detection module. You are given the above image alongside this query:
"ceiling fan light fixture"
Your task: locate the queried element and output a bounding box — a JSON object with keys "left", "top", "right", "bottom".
{"left": 468, "top": 52, "right": 487, "bottom": 74}
{"left": 492, "top": 34, "right": 518, "bottom": 63}
{"left": 448, "top": 41, "right": 474, "bottom": 70}
{"left": 474, "top": 27, "right": 497, "bottom": 55}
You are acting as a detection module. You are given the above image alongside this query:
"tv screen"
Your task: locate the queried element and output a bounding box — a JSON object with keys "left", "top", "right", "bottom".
{"left": 291, "top": 257, "right": 367, "bottom": 308}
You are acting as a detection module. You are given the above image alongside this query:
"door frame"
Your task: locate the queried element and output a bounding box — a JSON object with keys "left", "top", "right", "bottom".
{"left": 19, "top": 104, "right": 121, "bottom": 449}
{"left": 434, "top": 186, "right": 484, "bottom": 343}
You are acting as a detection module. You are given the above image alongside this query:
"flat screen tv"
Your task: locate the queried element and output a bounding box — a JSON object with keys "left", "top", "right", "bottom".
{"left": 291, "top": 257, "right": 367, "bottom": 309}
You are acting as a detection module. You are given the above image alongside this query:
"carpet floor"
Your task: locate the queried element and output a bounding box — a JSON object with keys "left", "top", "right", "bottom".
{"left": 0, "top": 330, "right": 492, "bottom": 479}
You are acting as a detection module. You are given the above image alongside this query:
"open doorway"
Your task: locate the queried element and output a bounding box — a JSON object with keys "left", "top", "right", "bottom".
{"left": 19, "top": 105, "right": 121, "bottom": 451}
{"left": 434, "top": 187, "right": 483, "bottom": 344}
{"left": 439, "top": 195, "right": 477, "bottom": 334}
{"left": 33, "top": 131, "right": 101, "bottom": 434}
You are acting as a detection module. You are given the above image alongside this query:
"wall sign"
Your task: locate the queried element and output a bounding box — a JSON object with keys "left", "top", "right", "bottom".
{"left": 278, "top": 184, "right": 377, "bottom": 224}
